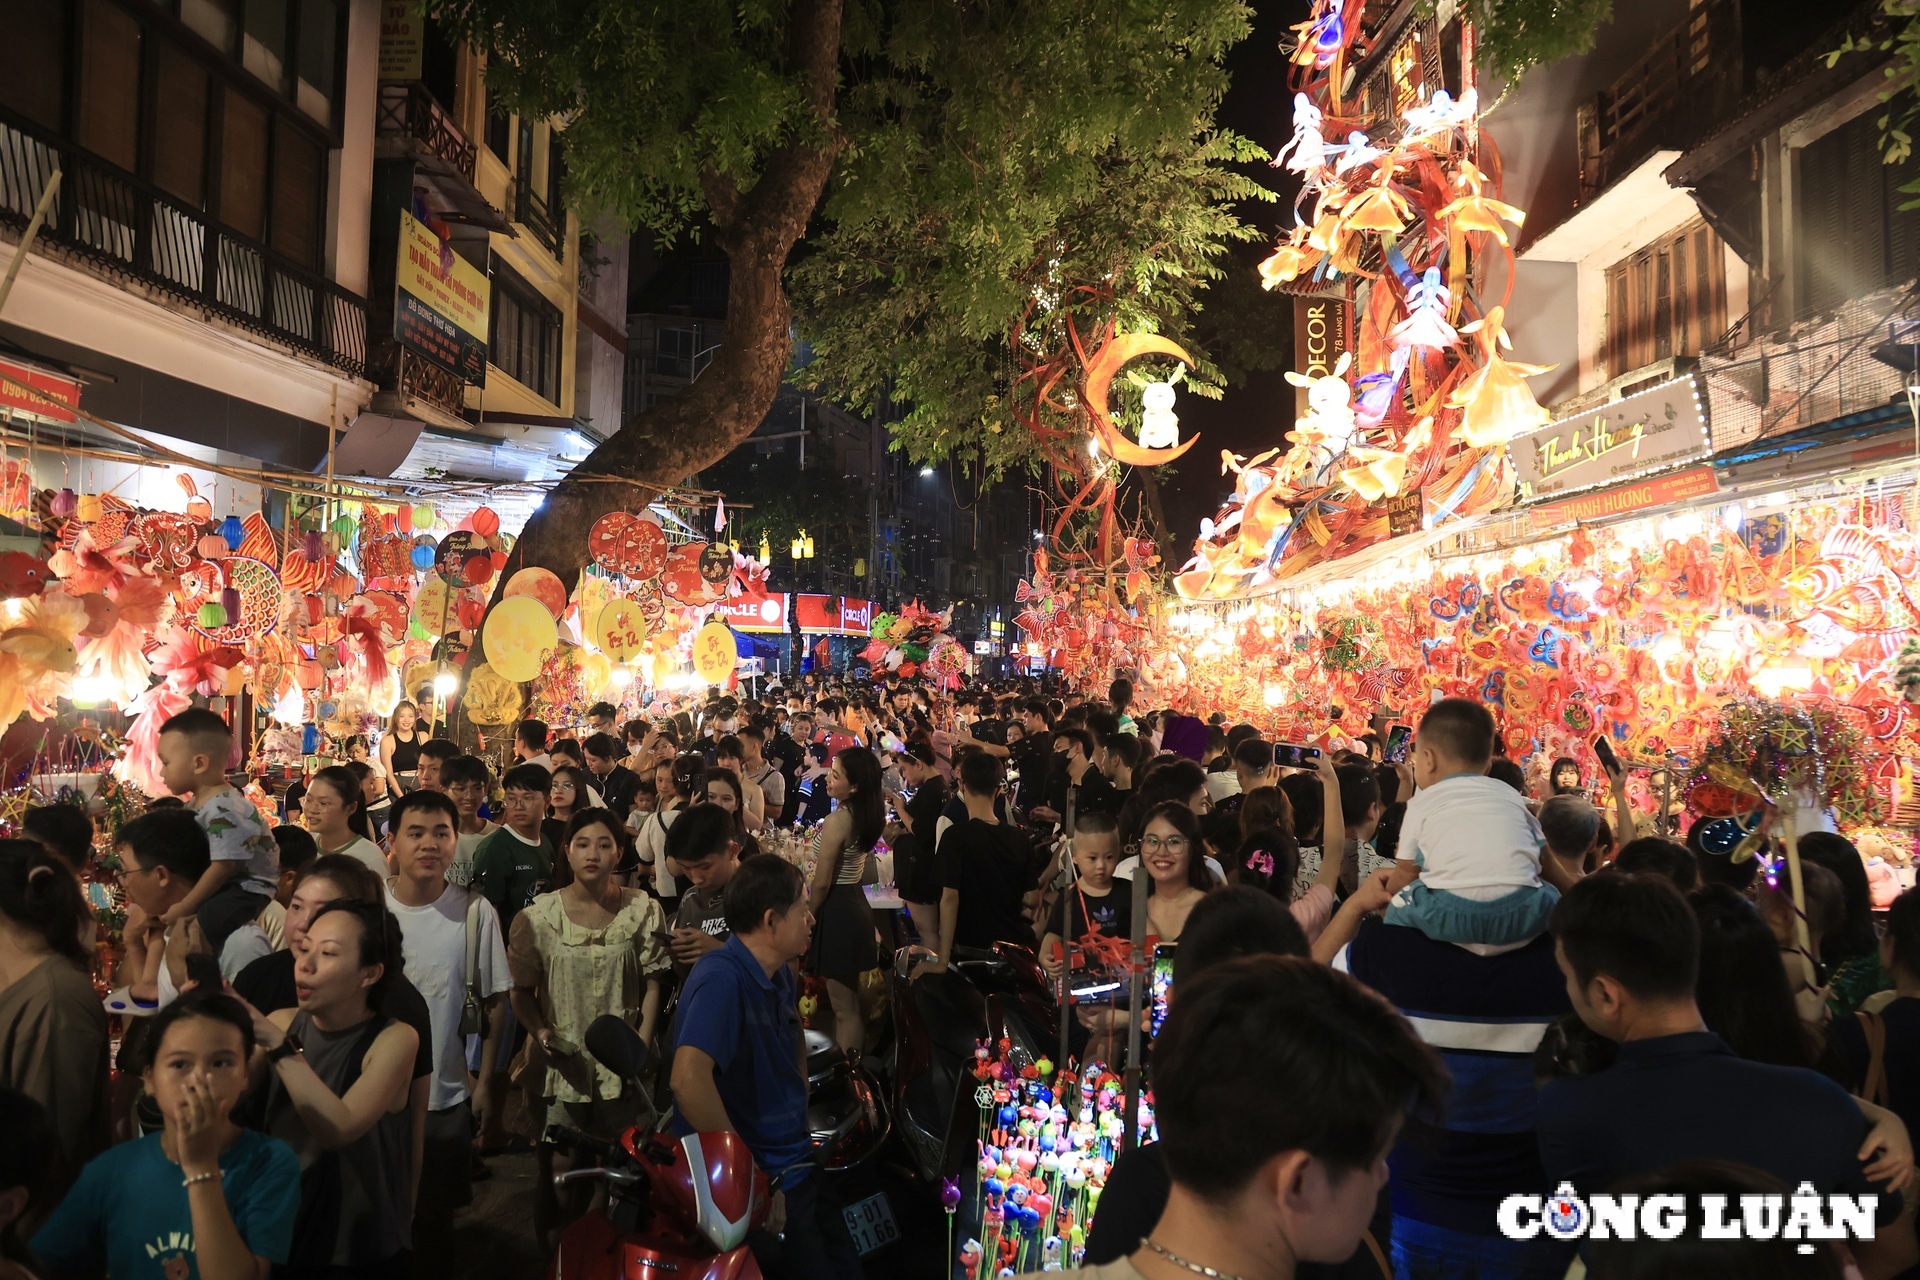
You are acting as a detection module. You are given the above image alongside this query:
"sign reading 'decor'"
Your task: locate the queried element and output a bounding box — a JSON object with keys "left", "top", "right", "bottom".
{"left": 1510, "top": 375, "right": 1711, "bottom": 503}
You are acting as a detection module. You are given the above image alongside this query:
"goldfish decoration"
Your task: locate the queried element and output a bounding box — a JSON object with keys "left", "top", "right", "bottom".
{"left": 0, "top": 553, "right": 51, "bottom": 599}
{"left": 1194, "top": 0, "right": 1552, "bottom": 600}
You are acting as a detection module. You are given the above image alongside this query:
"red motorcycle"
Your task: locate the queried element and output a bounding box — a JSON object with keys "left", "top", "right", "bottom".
{"left": 544, "top": 1014, "right": 881, "bottom": 1280}
{"left": 545, "top": 1016, "right": 775, "bottom": 1280}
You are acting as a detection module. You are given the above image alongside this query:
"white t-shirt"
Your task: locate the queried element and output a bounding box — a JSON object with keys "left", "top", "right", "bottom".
{"left": 450, "top": 825, "right": 497, "bottom": 888}
{"left": 385, "top": 881, "right": 511, "bottom": 1111}
{"left": 323, "top": 836, "right": 389, "bottom": 880}
{"left": 1204, "top": 771, "right": 1242, "bottom": 802}
{"left": 634, "top": 806, "right": 683, "bottom": 900}
{"left": 1396, "top": 772, "right": 1544, "bottom": 899}
{"left": 1114, "top": 853, "right": 1227, "bottom": 884}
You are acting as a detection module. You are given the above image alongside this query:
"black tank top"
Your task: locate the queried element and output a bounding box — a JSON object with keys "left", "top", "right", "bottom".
{"left": 388, "top": 728, "right": 426, "bottom": 773}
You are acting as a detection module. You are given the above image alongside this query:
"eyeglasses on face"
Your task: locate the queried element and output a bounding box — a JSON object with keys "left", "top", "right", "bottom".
{"left": 1138, "top": 835, "right": 1189, "bottom": 852}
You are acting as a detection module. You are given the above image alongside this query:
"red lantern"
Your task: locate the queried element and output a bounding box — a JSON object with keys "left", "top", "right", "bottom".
{"left": 457, "top": 598, "right": 485, "bottom": 630}
{"left": 464, "top": 553, "right": 494, "bottom": 585}
{"left": 471, "top": 506, "right": 501, "bottom": 537}
{"left": 490, "top": 550, "right": 508, "bottom": 570}
{"left": 197, "top": 535, "right": 227, "bottom": 558}
{"left": 396, "top": 506, "right": 414, "bottom": 533}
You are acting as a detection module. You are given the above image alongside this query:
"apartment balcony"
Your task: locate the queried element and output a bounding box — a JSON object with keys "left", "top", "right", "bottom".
{"left": 366, "top": 337, "right": 467, "bottom": 425}
{"left": 513, "top": 181, "right": 564, "bottom": 261}
{"left": 1575, "top": 0, "right": 1743, "bottom": 206}
{"left": 0, "top": 107, "right": 366, "bottom": 379}
{"left": 374, "top": 83, "right": 509, "bottom": 233}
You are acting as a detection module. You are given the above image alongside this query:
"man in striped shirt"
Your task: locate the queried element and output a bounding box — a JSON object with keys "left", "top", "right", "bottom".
{"left": 1334, "top": 918, "right": 1577, "bottom": 1278}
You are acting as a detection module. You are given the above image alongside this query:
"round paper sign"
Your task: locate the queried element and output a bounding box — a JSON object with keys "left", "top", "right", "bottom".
{"left": 435, "top": 531, "right": 485, "bottom": 587}
{"left": 595, "top": 599, "right": 649, "bottom": 663}
{"left": 692, "top": 620, "right": 737, "bottom": 684}
{"left": 483, "top": 596, "right": 559, "bottom": 683}
{"left": 588, "top": 512, "right": 633, "bottom": 571}
{"left": 621, "top": 519, "right": 667, "bottom": 580}
{"left": 503, "top": 567, "right": 568, "bottom": 620}
{"left": 411, "top": 573, "right": 454, "bottom": 639}
{"left": 698, "top": 543, "right": 734, "bottom": 585}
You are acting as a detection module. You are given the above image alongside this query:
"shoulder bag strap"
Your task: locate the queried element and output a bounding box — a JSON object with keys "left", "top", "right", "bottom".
{"left": 1858, "top": 1009, "right": 1889, "bottom": 1107}
{"left": 464, "top": 889, "right": 483, "bottom": 1005}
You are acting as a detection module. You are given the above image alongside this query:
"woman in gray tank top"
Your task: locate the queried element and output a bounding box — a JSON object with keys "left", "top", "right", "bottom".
{"left": 253, "top": 900, "right": 419, "bottom": 1279}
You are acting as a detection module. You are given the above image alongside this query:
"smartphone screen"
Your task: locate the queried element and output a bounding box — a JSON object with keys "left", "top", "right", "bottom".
{"left": 1593, "top": 735, "right": 1619, "bottom": 775}
{"left": 1384, "top": 725, "right": 1412, "bottom": 763}
{"left": 1149, "top": 944, "right": 1177, "bottom": 1038}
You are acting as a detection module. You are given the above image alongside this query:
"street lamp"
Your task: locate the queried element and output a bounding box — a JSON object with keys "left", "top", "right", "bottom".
{"left": 919, "top": 465, "right": 935, "bottom": 477}
{"left": 759, "top": 534, "right": 772, "bottom": 563}
{"left": 791, "top": 531, "right": 814, "bottom": 560}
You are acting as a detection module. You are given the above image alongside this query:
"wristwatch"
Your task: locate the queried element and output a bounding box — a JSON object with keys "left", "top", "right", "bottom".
{"left": 266, "top": 1033, "right": 303, "bottom": 1065}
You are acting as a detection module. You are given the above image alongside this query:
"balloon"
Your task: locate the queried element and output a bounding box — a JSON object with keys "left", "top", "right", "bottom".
{"left": 483, "top": 596, "right": 559, "bottom": 682}
{"left": 410, "top": 544, "right": 436, "bottom": 571}
{"left": 504, "top": 567, "right": 567, "bottom": 619}
{"left": 692, "top": 620, "right": 736, "bottom": 684}
{"left": 471, "top": 506, "right": 500, "bottom": 537}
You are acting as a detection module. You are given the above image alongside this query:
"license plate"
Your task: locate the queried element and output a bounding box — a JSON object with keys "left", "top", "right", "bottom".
{"left": 843, "top": 1191, "right": 899, "bottom": 1255}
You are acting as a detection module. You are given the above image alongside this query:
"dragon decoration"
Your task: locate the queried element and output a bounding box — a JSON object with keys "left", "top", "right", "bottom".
{"left": 1176, "top": 0, "right": 1552, "bottom": 600}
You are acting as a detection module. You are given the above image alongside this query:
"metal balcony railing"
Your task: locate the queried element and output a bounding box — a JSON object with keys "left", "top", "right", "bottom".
{"left": 0, "top": 107, "right": 367, "bottom": 379}
{"left": 376, "top": 82, "right": 477, "bottom": 184}
{"left": 514, "top": 181, "right": 563, "bottom": 260}
{"left": 1575, "top": 0, "right": 1743, "bottom": 204}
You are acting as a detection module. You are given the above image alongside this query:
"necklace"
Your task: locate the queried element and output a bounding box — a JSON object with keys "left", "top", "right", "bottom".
{"left": 1144, "top": 1239, "right": 1250, "bottom": 1280}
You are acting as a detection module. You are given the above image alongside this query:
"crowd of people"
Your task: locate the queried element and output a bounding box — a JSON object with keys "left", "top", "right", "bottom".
{"left": 1, "top": 674, "right": 1919, "bottom": 1280}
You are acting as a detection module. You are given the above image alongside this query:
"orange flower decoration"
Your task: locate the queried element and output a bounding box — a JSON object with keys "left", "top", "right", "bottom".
{"left": 1435, "top": 160, "right": 1526, "bottom": 245}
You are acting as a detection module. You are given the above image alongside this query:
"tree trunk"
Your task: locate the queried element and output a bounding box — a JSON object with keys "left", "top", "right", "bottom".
{"left": 466, "top": 0, "right": 844, "bottom": 677}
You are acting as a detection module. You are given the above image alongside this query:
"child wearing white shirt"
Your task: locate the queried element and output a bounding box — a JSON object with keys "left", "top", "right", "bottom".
{"left": 1388, "top": 698, "right": 1556, "bottom": 954}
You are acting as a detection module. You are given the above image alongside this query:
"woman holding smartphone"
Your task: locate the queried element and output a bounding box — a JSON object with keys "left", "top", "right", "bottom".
{"left": 507, "top": 809, "right": 669, "bottom": 1245}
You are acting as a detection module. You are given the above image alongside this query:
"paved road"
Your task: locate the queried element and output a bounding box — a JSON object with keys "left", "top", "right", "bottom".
{"left": 450, "top": 1151, "right": 548, "bottom": 1279}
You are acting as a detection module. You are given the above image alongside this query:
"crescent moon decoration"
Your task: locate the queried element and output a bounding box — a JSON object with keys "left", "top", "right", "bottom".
{"left": 1080, "top": 332, "right": 1200, "bottom": 468}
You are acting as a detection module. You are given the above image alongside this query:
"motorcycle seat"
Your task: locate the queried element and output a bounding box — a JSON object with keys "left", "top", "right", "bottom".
{"left": 804, "top": 1029, "right": 845, "bottom": 1081}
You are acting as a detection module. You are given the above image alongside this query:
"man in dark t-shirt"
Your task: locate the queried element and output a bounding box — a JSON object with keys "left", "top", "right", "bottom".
{"left": 664, "top": 803, "right": 740, "bottom": 974}
{"left": 925, "top": 754, "right": 1035, "bottom": 969}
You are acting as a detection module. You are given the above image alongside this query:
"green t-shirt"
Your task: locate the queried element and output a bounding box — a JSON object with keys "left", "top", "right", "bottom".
{"left": 470, "top": 825, "right": 552, "bottom": 927}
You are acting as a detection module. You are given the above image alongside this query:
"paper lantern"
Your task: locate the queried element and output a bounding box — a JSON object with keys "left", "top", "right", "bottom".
{"left": 50, "top": 489, "right": 76, "bottom": 518}
{"left": 411, "top": 504, "right": 435, "bottom": 528}
{"left": 410, "top": 544, "right": 436, "bottom": 571}
{"left": 76, "top": 493, "right": 103, "bottom": 522}
{"left": 302, "top": 531, "right": 324, "bottom": 559}
{"left": 491, "top": 551, "right": 508, "bottom": 570}
{"left": 464, "top": 552, "right": 495, "bottom": 585}
{"left": 186, "top": 495, "right": 212, "bottom": 522}
{"left": 197, "top": 535, "right": 228, "bottom": 558}
{"left": 471, "top": 506, "right": 501, "bottom": 537}
{"left": 220, "top": 587, "right": 241, "bottom": 617}
{"left": 482, "top": 596, "right": 558, "bottom": 682}
{"left": 396, "top": 506, "right": 414, "bottom": 533}
{"left": 197, "top": 602, "right": 228, "bottom": 628}
{"left": 220, "top": 515, "right": 246, "bottom": 550}
{"left": 330, "top": 515, "right": 356, "bottom": 543}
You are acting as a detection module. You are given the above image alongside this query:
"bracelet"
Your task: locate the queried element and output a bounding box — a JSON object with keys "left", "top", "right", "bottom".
{"left": 182, "top": 1170, "right": 223, "bottom": 1187}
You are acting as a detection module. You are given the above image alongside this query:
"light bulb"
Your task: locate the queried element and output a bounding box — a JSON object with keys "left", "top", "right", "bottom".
{"left": 433, "top": 671, "right": 458, "bottom": 696}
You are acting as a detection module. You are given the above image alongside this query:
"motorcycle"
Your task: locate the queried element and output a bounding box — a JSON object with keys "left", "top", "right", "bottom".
{"left": 545, "top": 1016, "right": 888, "bottom": 1280}
{"left": 885, "top": 940, "right": 1068, "bottom": 1184}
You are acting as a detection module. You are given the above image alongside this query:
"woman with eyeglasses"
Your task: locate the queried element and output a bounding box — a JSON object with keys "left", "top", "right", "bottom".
{"left": 1137, "top": 801, "right": 1218, "bottom": 944}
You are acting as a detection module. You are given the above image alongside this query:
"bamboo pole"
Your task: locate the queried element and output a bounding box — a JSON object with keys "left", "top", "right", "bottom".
{"left": 0, "top": 169, "right": 62, "bottom": 322}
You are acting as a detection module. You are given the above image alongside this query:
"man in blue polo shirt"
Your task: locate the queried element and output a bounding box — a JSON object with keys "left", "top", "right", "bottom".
{"left": 670, "top": 854, "right": 860, "bottom": 1279}
{"left": 1334, "top": 911, "right": 1574, "bottom": 1277}
{"left": 1539, "top": 873, "right": 1913, "bottom": 1269}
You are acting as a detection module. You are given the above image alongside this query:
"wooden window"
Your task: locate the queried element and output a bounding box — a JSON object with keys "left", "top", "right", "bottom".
{"left": 180, "top": 0, "right": 238, "bottom": 57}
{"left": 271, "top": 113, "right": 320, "bottom": 264}
{"left": 0, "top": 0, "right": 67, "bottom": 130}
{"left": 1796, "top": 111, "right": 1920, "bottom": 316}
{"left": 152, "top": 41, "right": 211, "bottom": 206}
{"left": 1605, "top": 218, "right": 1727, "bottom": 378}
{"left": 219, "top": 85, "right": 270, "bottom": 238}
{"left": 484, "top": 85, "right": 510, "bottom": 161}
{"left": 78, "top": 0, "right": 142, "bottom": 171}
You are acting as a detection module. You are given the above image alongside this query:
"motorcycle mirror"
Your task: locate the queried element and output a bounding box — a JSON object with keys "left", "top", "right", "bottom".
{"left": 586, "top": 1014, "right": 652, "bottom": 1082}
